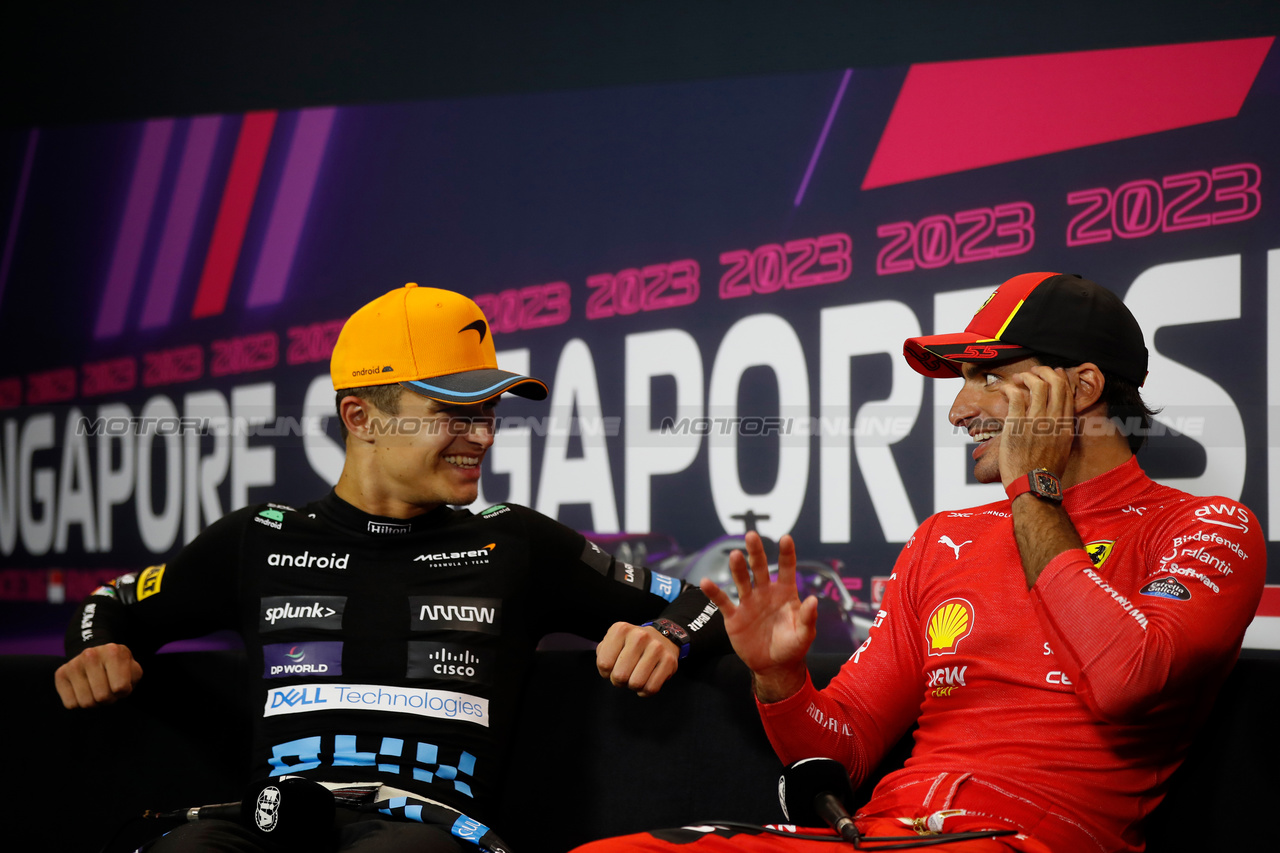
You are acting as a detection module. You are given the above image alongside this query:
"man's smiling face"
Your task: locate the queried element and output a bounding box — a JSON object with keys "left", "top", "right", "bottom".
{"left": 369, "top": 390, "right": 498, "bottom": 509}
{"left": 947, "top": 358, "right": 1041, "bottom": 484}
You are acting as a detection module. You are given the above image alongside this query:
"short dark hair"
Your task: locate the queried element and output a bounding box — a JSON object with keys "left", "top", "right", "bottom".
{"left": 1033, "top": 353, "right": 1159, "bottom": 454}
{"left": 334, "top": 384, "right": 404, "bottom": 441}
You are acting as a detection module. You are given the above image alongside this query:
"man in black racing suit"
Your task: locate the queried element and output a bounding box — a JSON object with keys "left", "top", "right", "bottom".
{"left": 56, "top": 283, "right": 727, "bottom": 852}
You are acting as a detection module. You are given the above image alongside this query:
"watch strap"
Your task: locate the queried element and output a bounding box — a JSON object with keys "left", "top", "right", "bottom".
{"left": 642, "top": 618, "right": 691, "bottom": 659}
{"left": 1005, "top": 468, "right": 1064, "bottom": 502}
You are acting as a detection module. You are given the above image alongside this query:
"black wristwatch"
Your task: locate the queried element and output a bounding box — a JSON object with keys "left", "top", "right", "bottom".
{"left": 1005, "top": 468, "right": 1064, "bottom": 502}
{"left": 642, "top": 618, "right": 691, "bottom": 659}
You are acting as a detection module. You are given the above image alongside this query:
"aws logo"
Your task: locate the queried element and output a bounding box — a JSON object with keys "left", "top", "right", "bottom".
{"left": 926, "top": 598, "right": 974, "bottom": 657}
{"left": 1085, "top": 540, "right": 1115, "bottom": 568}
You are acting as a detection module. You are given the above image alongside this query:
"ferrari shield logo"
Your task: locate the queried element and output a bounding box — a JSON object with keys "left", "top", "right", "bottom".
{"left": 1084, "top": 541, "right": 1114, "bottom": 568}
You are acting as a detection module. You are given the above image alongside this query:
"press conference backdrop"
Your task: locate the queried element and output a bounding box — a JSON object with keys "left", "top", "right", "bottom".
{"left": 2, "top": 36, "right": 1279, "bottom": 650}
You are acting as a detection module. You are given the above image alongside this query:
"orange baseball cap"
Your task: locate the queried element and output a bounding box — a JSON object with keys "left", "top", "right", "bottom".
{"left": 330, "top": 283, "right": 549, "bottom": 403}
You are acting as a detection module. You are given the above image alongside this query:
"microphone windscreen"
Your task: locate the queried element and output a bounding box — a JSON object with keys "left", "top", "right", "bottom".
{"left": 778, "top": 757, "right": 855, "bottom": 825}
{"left": 239, "top": 776, "right": 337, "bottom": 851}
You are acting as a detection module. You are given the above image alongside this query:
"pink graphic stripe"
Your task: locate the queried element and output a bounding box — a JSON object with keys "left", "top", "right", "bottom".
{"left": 139, "top": 115, "right": 222, "bottom": 329}
{"left": 190, "top": 110, "right": 278, "bottom": 319}
{"left": 0, "top": 128, "right": 39, "bottom": 313}
{"left": 94, "top": 119, "right": 175, "bottom": 339}
{"left": 862, "top": 37, "right": 1274, "bottom": 190}
{"left": 246, "top": 106, "right": 337, "bottom": 308}
{"left": 795, "top": 69, "right": 852, "bottom": 207}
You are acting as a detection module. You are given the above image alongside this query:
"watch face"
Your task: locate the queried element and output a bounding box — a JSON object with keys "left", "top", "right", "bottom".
{"left": 1030, "top": 470, "right": 1063, "bottom": 500}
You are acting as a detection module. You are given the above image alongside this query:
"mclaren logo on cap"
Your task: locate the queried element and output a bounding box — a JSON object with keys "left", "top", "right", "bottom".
{"left": 459, "top": 320, "right": 488, "bottom": 344}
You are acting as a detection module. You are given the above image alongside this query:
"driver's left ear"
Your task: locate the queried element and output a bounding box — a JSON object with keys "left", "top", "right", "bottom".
{"left": 1072, "top": 363, "right": 1105, "bottom": 412}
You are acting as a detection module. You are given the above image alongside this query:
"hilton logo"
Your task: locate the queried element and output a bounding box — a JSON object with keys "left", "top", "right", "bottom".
{"left": 368, "top": 520, "right": 411, "bottom": 535}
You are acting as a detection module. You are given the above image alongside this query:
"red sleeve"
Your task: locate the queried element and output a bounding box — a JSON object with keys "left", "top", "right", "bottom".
{"left": 757, "top": 518, "right": 932, "bottom": 788}
{"left": 1029, "top": 498, "right": 1265, "bottom": 722}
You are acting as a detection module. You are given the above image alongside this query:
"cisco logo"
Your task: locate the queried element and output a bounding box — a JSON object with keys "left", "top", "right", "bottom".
{"left": 407, "top": 641, "right": 492, "bottom": 683}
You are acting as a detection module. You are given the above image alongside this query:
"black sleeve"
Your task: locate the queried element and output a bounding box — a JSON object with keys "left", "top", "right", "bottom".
{"left": 515, "top": 506, "right": 729, "bottom": 657}
{"left": 64, "top": 507, "right": 248, "bottom": 658}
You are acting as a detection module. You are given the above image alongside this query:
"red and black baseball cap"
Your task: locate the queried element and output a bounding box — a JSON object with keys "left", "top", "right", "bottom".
{"left": 903, "top": 272, "right": 1148, "bottom": 386}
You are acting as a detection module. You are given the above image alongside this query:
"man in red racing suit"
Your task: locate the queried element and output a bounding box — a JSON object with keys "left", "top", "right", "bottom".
{"left": 574, "top": 272, "right": 1265, "bottom": 853}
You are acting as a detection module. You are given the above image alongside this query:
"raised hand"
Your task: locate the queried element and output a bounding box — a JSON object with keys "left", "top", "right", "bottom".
{"left": 998, "top": 364, "right": 1076, "bottom": 488}
{"left": 700, "top": 531, "right": 816, "bottom": 702}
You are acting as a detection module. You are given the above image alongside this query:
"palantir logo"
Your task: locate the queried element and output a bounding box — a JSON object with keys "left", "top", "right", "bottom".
{"left": 410, "top": 596, "right": 502, "bottom": 635}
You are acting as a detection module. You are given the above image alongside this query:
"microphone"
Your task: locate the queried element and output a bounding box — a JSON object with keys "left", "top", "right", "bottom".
{"left": 778, "top": 757, "right": 860, "bottom": 843}
{"left": 149, "top": 776, "right": 336, "bottom": 851}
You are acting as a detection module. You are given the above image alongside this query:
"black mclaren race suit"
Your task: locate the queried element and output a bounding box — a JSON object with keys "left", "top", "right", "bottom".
{"left": 67, "top": 493, "right": 725, "bottom": 845}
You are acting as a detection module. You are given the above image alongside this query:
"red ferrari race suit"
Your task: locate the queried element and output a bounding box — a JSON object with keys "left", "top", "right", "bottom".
{"left": 576, "top": 458, "right": 1265, "bottom": 853}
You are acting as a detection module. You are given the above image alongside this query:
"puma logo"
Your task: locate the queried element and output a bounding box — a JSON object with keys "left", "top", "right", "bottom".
{"left": 939, "top": 535, "right": 972, "bottom": 559}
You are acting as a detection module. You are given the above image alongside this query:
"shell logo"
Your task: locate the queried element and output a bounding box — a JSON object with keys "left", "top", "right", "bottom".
{"left": 927, "top": 598, "right": 975, "bottom": 656}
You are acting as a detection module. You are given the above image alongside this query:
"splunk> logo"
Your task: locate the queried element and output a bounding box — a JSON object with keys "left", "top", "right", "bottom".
{"left": 927, "top": 598, "right": 975, "bottom": 657}
{"left": 260, "top": 596, "right": 346, "bottom": 631}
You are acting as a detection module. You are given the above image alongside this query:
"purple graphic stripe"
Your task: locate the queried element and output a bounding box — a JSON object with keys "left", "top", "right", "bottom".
{"left": 794, "top": 69, "right": 853, "bottom": 208}
{"left": 0, "top": 128, "right": 39, "bottom": 313}
{"left": 139, "top": 116, "right": 222, "bottom": 329}
{"left": 246, "top": 106, "right": 337, "bottom": 307}
{"left": 95, "top": 119, "right": 175, "bottom": 339}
